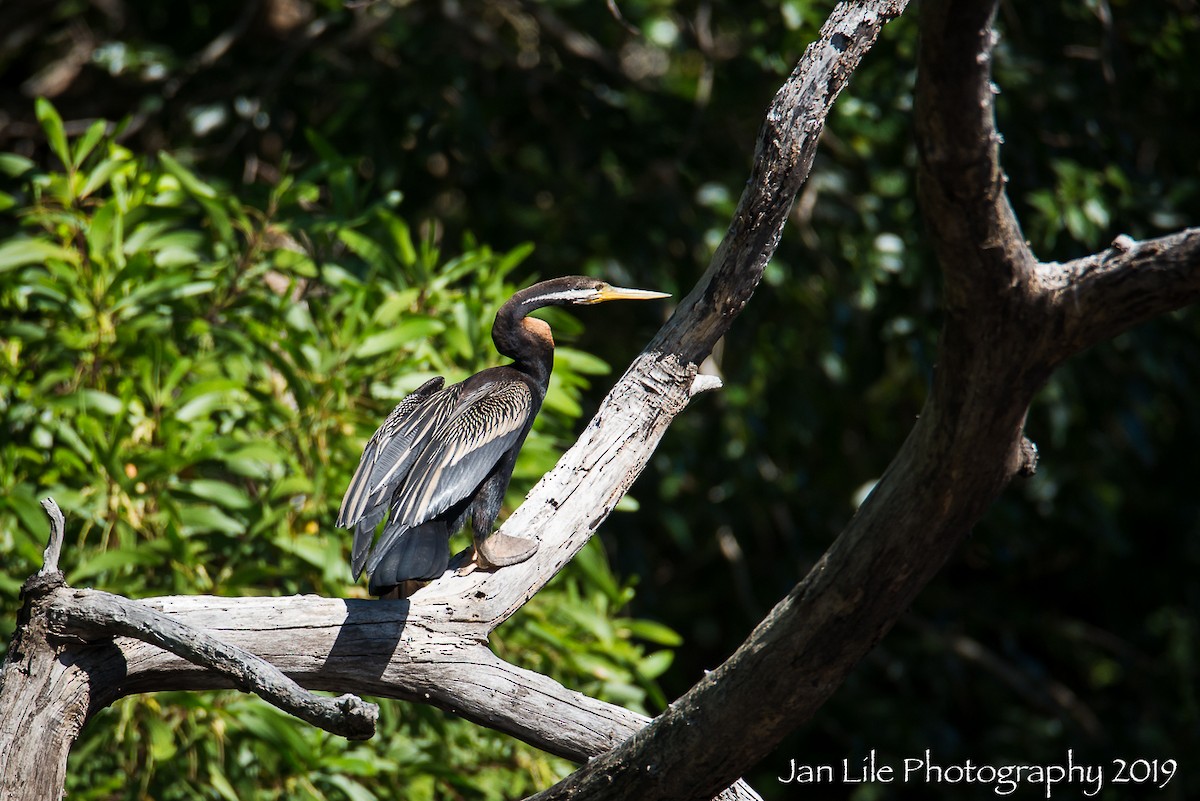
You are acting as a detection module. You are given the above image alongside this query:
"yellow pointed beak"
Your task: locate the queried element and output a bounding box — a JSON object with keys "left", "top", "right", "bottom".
{"left": 591, "top": 284, "right": 671, "bottom": 304}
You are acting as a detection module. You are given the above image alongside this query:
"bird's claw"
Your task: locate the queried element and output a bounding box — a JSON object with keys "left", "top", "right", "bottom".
{"left": 474, "top": 532, "right": 539, "bottom": 568}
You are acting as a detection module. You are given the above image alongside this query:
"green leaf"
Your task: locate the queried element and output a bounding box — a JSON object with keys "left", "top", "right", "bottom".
{"left": 4, "top": 488, "right": 51, "bottom": 545}
{"left": 158, "top": 151, "right": 218, "bottom": 199}
{"left": 554, "top": 347, "right": 611, "bottom": 376}
{"left": 173, "top": 382, "right": 247, "bottom": 422}
{"left": 324, "top": 775, "right": 377, "bottom": 801}
{"left": 79, "top": 155, "right": 128, "bottom": 199}
{"left": 177, "top": 504, "right": 246, "bottom": 536}
{"left": 496, "top": 241, "right": 535, "bottom": 275}
{"left": 72, "top": 119, "right": 108, "bottom": 168}
{"left": 74, "top": 389, "right": 124, "bottom": 416}
{"left": 621, "top": 619, "right": 683, "bottom": 647}
{"left": 352, "top": 318, "right": 445, "bottom": 359}
{"left": 0, "top": 152, "right": 35, "bottom": 178}
{"left": 35, "top": 98, "right": 71, "bottom": 168}
{"left": 208, "top": 767, "right": 241, "bottom": 801}
{"left": 180, "top": 479, "right": 253, "bottom": 510}
{"left": 379, "top": 210, "right": 417, "bottom": 267}
{"left": 337, "top": 228, "right": 397, "bottom": 274}
{"left": 369, "top": 289, "right": 421, "bottom": 327}
{"left": 269, "top": 475, "right": 314, "bottom": 501}
{"left": 637, "top": 649, "right": 675, "bottom": 680}
{"left": 67, "top": 548, "right": 162, "bottom": 583}
{"left": 0, "top": 238, "right": 80, "bottom": 273}
{"left": 145, "top": 715, "right": 178, "bottom": 761}
{"left": 222, "top": 442, "right": 286, "bottom": 479}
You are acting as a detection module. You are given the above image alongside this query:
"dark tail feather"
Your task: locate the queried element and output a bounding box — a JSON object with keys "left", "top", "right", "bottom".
{"left": 350, "top": 506, "right": 389, "bottom": 580}
{"left": 366, "top": 521, "right": 449, "bottom": 596}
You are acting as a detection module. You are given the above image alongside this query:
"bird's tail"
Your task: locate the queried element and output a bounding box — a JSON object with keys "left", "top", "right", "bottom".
{"left": 366, "top": 521, "right": 449, "bottom": 596}
{"left": 350, "top": 505, "right": 389, "bottom": 580}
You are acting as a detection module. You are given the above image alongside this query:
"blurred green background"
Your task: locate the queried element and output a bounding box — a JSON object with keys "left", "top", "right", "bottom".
{"left": 1, "top": 1, "right": 1197, "bottom": 799}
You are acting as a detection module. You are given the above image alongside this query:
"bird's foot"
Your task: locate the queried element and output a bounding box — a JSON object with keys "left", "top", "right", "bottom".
{"left": 474, "top": 531, "right": 539, "bottom": 569}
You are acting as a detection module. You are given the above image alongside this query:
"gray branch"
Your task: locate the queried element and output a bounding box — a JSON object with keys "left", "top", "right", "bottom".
{"left": 48, "top": 587, "right": 378, "bottom": 740}
{"left": 1038, "top": 228, "right": 1200, "bottom": 363}
{"left": 38, "top": 589, "right": 757, "bottom": 799}
{"left": 37, "top": 497, "right": 65, "bottom": 577}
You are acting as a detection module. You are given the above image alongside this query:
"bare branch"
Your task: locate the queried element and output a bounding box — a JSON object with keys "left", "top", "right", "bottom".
{"left": 415, "top": 0, "right": 910, "bottom": 642}
{"left": 49, "top": 589, "right": 378, "bottom": 739}
{"left": 416, "top": 352, "right": 697, "bottom": 629}
{"left": 36, "top": 592, "right": 729, "bottom": 778}
{"left": 654, "top": 0, "right": 912, "bottom": 364}
{"left": 1037, "top": 228, "right": 1200, "bottom": 364}
{"left": 38, "top": 498, "right": 65, "bottom": 577}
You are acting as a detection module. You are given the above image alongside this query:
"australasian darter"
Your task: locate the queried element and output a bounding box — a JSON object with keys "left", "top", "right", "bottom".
{"left": 337, "top": 276, "right": 669, "bottom": 596}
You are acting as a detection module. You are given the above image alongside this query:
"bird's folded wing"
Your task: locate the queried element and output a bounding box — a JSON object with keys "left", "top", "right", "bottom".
{"left": 337, "top": 376, "right": 450, "bottom": 529}
{"left": 387, "top": 379, "right": 535, "bottom": 532}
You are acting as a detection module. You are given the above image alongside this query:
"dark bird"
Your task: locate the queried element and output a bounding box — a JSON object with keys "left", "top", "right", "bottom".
{"left": 338, "top": 276, "right": 669, "bottom": 596}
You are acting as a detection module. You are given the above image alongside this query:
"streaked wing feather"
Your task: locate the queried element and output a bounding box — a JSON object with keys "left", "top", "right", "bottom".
{"left": 337, "top": 377, "right": 447, "bottom": 528}
{"left": 339, "top": 377, "right": 449, "bottom": 579}
{"left": 388, "top": 380, "right": 534, "bottom": 536}
{"left": 366, "top": 386, "right": 463, "bottom": 496}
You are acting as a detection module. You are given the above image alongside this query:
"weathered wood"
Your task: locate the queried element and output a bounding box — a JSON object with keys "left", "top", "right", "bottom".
{"left": 36, "top": 499, "right": 65, "bottom": 577}
{"left": 37, "top": 592, "right": 637, "bottom": 759}
{"left": 48, "top": 589, "right": 378, "bottom": 739}
{"left": 0, "top": 573, "right": 86, "bottom": 801}
{"left": 32, "top": 589, "right": 761, "bottom": 800}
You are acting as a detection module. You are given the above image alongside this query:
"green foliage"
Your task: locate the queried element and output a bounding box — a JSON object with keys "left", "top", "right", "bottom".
{"left": 0, "top": 106, "right": 676, "bottom": 799}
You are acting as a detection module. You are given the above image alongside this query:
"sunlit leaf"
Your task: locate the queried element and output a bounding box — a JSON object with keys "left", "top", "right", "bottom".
{"left": 0, "top": 238, "right": 79, "bottom": 273}
{"left": 181, "top": 479, "right": 253, "bottom": 511}
{"left": 67, "top": 548, "right": 163, "bottom": 584}
{"left": 71, "top": 120, "right": 108, "bottom": 169}
{"left": 177, "top": 504, "right": 246, "bottom": 536}
{"left": 35, "top": 98, "right": 70, "bottom": 168}
{"left": 352, "top": 318, "right": 445, "bottom": 359}
{"left": 637, "top": 649, "right": 674, "bottom": 680}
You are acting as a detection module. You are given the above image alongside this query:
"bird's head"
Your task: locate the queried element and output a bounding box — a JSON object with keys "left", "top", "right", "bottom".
{"left": 495, "top": 276, "right": 670, "bottom": 369}
{"left": 524, "top": 276, "right": 670, "bottom": 307}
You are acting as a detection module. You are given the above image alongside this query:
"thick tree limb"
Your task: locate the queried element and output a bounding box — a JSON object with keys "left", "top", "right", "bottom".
{"left": 48, "top": 588, "right": 378, "bottom": 739}
{"left": 524, "top": 2, "right": 915, "bottom": 798}
{"left": 39, "top": 592, "right": 638, "bottom": 761}
{"left": 914, "top": 0, "right": 1037, "bottom": 311}
{"left": 36, "top": 589, "right": 759, "bottom": 800}
{"left": 653, "top": 0, "right": 912, "bottom": 363}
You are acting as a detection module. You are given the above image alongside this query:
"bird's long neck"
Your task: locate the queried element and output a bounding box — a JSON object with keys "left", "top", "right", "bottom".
{"left": 492, "top": 293, "right": 555, "bottom": 390}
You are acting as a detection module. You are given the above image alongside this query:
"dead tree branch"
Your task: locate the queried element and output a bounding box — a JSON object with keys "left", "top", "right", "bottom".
{"left": 48, "top": 588, "right": 378, "bottom": 740}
